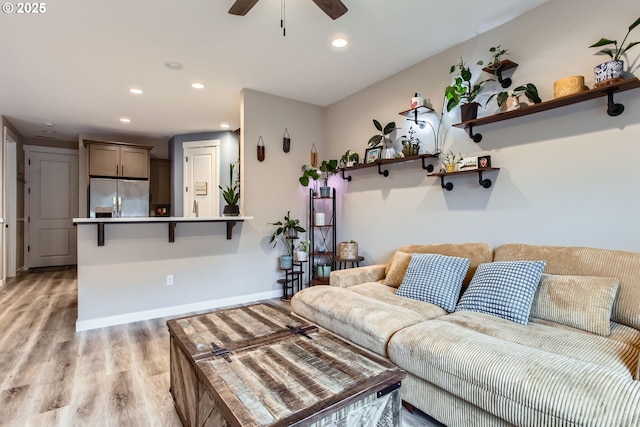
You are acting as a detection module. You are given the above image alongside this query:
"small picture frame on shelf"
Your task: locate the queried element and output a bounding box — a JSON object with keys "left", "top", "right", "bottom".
{"left": 365, "top": 147, "right": 381, "bottom": 163}
{"left": 478, "top": 155, "right": 492, "bottom": 168}
{"left": 459, "top": 156, "right": 478, "bottom": 171}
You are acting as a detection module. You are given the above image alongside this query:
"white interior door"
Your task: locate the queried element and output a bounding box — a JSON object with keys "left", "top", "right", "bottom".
{"left": 183, "top": 140, "right": 220, "bottom": 217}
{"left": 25, "top": 146, "right": 79, "bottom": 268}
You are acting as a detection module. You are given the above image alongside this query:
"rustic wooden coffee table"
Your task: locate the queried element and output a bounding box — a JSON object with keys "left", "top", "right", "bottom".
{"left": 167, "top": 303, "right": 405, "bottom": 427}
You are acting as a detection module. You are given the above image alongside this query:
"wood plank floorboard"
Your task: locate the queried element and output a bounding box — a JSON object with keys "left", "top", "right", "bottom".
{"left": 0, "top": 268, "right": 443, "bottom": 427}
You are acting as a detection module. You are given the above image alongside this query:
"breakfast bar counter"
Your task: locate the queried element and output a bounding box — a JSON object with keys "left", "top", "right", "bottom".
{"left": 73, "top": 216, "right": 254, "bottom": 246}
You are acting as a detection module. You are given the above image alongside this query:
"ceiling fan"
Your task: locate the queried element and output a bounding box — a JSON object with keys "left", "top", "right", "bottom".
{"left": 228, "top": 0, "right": 348, "bottom": 20}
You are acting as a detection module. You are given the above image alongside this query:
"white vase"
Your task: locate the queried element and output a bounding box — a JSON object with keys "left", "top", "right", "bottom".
{"left": 296, "top": 251, "right": 308, "bottom": 262}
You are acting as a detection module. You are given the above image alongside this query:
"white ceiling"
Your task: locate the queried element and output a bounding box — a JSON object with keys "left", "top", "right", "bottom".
{"left": 0, "top": 0, "right": 548, "bottom": 142}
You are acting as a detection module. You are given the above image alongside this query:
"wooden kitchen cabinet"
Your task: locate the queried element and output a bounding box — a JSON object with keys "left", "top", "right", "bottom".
{"left": 85, "top": 141, "right": 152, "bottom": 179}
{"left": 150, "top": 158, "right": 171, "bottom": 206}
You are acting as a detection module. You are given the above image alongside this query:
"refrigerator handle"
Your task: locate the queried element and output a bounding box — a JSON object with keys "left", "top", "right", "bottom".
{"left": 112, "top": 197, "right": 117, "bottom": 217}
{"left": 118, "top": 197, "right": 122, "bottom": 217}
{"left": 193, "top": 200, "right": 198, "bottom": 217}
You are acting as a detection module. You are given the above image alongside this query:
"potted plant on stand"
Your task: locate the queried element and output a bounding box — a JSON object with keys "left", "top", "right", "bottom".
{"left": 589, "top": 17, "right": 640, "bottom": 87}
{"left": 486, "top": 83, "right": 542, "bottom": 112}
{"left": 296, "top": 239, "right": 310, "bottom": 262}
{"left": 445, "top": 58, "right": 494, "bottom": 121}
{"left": 340, "top": 150, "right": 360, "bottom": 167}
{"left": 299, "top": 159, "right": 338, "bottom": 198}
{"left": 219, "top": 162, "right": 240, "bottom": 216}
{"left": 269, "top": 211, "right": 306, "bottom": 269}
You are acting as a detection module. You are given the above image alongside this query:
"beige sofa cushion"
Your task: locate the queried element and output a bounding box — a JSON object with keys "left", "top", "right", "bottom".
{"left": 291, "top": 286, "right": 426, "bottom": 356}
{"left": 531, "top": 274, "right": 620, "bottom": 336}
{"left": 347, "top": 282, "right": 448, "bottom": 319}
{"left": 494, "top": 244, "right": 640, "bottom": 330}
{"left": 330, "top": 264, "right": 386, "bottom": 288}
{"left": 388, "top": 316, "right": 640, "bottom": 426}
{"left": 387, "top": 243, "right": 493, "bottom": 289}
{"left": 384, "top": 252, "right": 413, "bottom": 287}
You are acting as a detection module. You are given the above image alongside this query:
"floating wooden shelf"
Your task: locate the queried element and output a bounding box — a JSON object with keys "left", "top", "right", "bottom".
{"left": 453, "top": 77, "right": 640, "bottom": 142}
{"left": 429, "top": 167, "right": 500, "bottom": 191}
{"left": 339, "top": 153, "right": 440, "bottom": 180}
{"left": 482, "top": 59, "right": 518, "bottom": 88}
{"left": 399, "top": 105, "right": 435, "bottom": 128}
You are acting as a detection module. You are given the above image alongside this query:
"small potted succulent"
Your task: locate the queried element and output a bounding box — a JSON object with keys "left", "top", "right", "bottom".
{"left": 486, "top": 83, "right": 542, "bottom": 112}
{"left": 442, "top": 151, "right": 462, "bottom": 173}
{"left": 219, "top": 162, "right": 240, "bottom": 216}
{"left": 589, "top": 17, "right": 640, "bottom": 87}
{"left": 445, "top": 58, "right": 494, "bottom": 121}
{"left": 269, "top": 211, "right": 306, "bottom": 269}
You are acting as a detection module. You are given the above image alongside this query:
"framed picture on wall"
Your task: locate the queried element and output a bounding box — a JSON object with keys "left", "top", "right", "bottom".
{"left": 365, "top": 147, "right": 381, "bottom": 163}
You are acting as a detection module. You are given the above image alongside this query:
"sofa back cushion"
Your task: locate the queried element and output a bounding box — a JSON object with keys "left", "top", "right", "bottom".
{"left": 386, "top": 243, "right": 493, "bottom": 288}
{"left": 494, "top": 244, "right": 640, "bottom": 331}
{"left": 531, "top": 274, "right": 620, "bottom": 336}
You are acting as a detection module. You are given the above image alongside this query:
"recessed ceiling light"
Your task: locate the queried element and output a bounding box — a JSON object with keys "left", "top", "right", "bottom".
{"left": 164, "top": 61, "right": 183, "bottom": 70}
{"left": 120, "top": 117, "right": 131, "bottom": 123}
{"left": 220, "top": 122, "right": 230, "bottom": 129}
{"left": 43, "top": 122, "right": 55, "bottom": 127}
{"left": 191, "top": 82, "right": 205, "bottom": 89}
{"left": 332, "top": 36, "right": 348, "bottom": 48}
{"left": 129, "top": 88, "right": 143, "bottom": 95}
{"left": 43, "top": 129, "right": 56, "bottom": 134}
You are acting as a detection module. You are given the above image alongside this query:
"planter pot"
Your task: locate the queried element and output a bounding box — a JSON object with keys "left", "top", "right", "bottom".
{"left": 280, "top": 255, "right": 293, "bottom": 270}
{"left": 222, "top": 204, "right": 240, "bottom": 216}
{"left": 296, "top": 251, "right": 308, "bottom": 262}
{"left": 500, "top": 96, "right": 521, "bottom": 112}
{"left": 460, "top": 102, "right": 480, "bottom": 122}
{"left": 338, "top": 242, "right": 358, "bottom": 259}
{"left": 286, "top": 228, "right": 298, "bottom": 239}
{"left": 316, "top": 264, "right": 332, "bottom": 280}
{"left": 594, "top": 60, "right": 624, "bottom": 87}
{"left": 319, "top": 186, "right": 331, "bottom": 198}
{"left": 445, "top": 163, "right": 457, "bottom": 173}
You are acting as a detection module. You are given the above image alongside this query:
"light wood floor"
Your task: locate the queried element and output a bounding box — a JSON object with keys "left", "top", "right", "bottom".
{"left": 0, "top": 268, "right": 442, "bottom": 427}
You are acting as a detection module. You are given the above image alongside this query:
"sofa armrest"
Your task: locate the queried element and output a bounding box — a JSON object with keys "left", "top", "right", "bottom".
{"left": 329, "top": 264, "right": 387, "bottom": 288}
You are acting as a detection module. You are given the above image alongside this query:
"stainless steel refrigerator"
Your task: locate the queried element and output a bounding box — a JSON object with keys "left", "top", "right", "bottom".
{"left": 89, "top": 178, "right": 149, "bottom": 218}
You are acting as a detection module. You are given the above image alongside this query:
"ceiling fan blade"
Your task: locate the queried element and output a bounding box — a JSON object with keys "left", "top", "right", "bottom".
{"left": 228, "top": 0, "right": 260, "bottom": 16}
{"left": 311, "top": 0, "right": 348, "bottom": 20}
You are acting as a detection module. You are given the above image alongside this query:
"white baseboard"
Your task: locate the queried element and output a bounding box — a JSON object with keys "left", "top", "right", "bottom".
{"left": 75, "top": 290, "right": 282, "bottom": 332}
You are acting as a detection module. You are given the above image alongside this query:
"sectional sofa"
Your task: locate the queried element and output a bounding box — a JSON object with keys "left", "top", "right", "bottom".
{"left": 291, "top": 243, "right": 640, "bottom": 426}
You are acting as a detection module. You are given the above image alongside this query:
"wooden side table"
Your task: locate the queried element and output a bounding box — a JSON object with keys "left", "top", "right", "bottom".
{"left": 335, "top": 256, "right": 365, "bottom": 270}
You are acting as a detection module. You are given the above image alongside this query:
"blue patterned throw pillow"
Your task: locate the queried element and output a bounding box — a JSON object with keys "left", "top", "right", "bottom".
{"left": 455, "top": 260, "right": 547, "bottom": 324}
{"left": 396, "top": 253, "right": 470, "bottom": 312}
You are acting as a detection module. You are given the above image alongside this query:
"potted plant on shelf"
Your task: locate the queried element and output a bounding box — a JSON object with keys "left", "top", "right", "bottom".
{"left": 295, "top": 239, "right": 310, "bottom": 262}
{"left": 368, "top": 120, "right": 396, "bottom": 159}
{"left": 442, "top": 151, "right": 462, "bottom": 173}
{"left": 589, "top": 17, "right": 640, "bottom": 87}
{"left": 269, "top": 211, "right": 306, "bottom": 269}
{"left": 486, "top": 45, "right": 510, "bottom": 69}
{"left": 340, "top": 150, "right": 360, "bottom": 167}
{"left": 445, "top": 58, "right": 494, "bottom": 121}
{"left": 337, "top": 240, "right": 358, "bottom": 259}
{"left": 219, "top": 162, "right": 240, "bottom": 216}
{"left": 299, "top": 160, "right": 339, "bottom": 198}
{"left": 315, "top": 262, "right": 332, "bottom": 282}
{"left": 486, "top": 83, "right": 542, "bottom": 112}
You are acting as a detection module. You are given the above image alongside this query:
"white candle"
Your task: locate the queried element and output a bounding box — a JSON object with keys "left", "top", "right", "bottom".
{"left": 315, "top": 212, "right": 325, "bottom": 226}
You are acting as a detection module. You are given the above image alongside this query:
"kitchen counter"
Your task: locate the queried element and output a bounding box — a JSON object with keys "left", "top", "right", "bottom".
{"left": 73, "top": 216, "right": 254, "bottom": 245}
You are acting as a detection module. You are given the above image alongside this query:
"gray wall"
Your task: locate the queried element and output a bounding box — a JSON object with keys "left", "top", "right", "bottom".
{"left": 326, "top": 0, "right": 640, "bottom": 265}
{"left": 170, "top": 131, "right": 239, "bottom": 216}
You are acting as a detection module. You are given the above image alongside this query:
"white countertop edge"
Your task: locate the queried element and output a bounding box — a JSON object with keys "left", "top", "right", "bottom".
{"left": 73, "top": 216, "right": 254, "bottom": 224}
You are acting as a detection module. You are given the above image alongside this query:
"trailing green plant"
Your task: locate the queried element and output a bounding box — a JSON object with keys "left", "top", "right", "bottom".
{"left": 368, "top": 120, "right": 396, "bottom": 148}
{"left": 296, "top": 239, "right": 311, "bottom": 253}
{"left": 299, "top": 159, "right": 339, "bottom": 188}
{"left": 299, "top": 165, "right": 320, "bottom": 187}
{"left": 487, "top": 45, "right": 510, "bottom": 67}
{"left": 486, "top": 83, "right": 542, "bottom": 108}
{"left": 218, "top": 162, "right": 239, "bottom": 205}
{"left": 589, "top": 17, "right": 640, "bottom": 61}
{"left": 445, "top": 58, "right": 494, "bottom": 112}
{"left": 269, "top": 211, "right": 306, "bottom": 256}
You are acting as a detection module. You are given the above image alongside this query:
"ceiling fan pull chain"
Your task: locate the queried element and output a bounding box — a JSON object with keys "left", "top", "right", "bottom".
{"left": 281, "top": 0, "right": 286, "bottom": 36}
